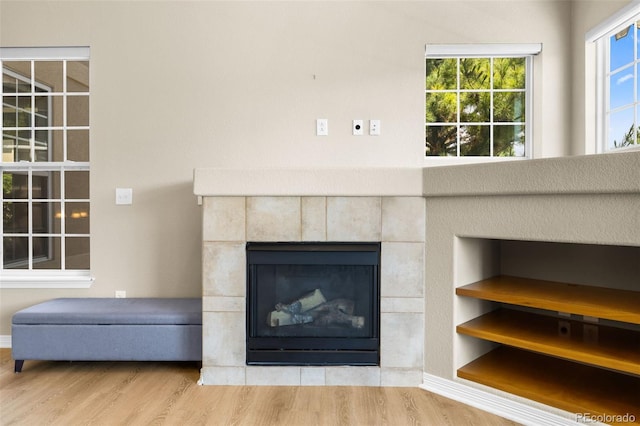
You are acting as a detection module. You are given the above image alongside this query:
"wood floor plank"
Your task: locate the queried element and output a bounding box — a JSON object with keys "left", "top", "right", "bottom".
{"left": 0, "top": 349, "right": 516, "bottom": 425}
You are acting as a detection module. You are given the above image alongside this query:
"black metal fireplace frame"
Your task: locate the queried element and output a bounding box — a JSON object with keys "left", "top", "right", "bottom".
{"left": 246, "top": 242, "right": 381, "bottom": 366}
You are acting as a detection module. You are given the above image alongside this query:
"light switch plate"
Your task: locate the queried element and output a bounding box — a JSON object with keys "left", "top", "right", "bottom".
{"left": 115, "top": 188, "right": 133, "bottom": 205}
{"left": 316, "top": 119, "right": 328, "bottom": 136}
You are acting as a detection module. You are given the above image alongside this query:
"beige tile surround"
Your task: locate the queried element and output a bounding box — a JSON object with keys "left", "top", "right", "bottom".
{"left": 200, "top": 196, "right": 425, "bottom": 386}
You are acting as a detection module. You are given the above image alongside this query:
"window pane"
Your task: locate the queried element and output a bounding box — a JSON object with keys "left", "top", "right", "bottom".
{"left": 33, "top": 236, "right": 60, "bottom": 269}
{"left": 494, "top": 125, "right": 525, "bottom": 157}
{"left": 33, "top": 95, "right": 51, "bottom": 127}
{"left": 3, "top": 95, "right": 32, "bottom": 128}
{"left": 460, "top": 92, "right": 490, "bottom": 122}
{"left": 67, "top": 61, "right": 89, "bottom": 93}
{"left": 609, "top": 107, "right": 634, "bottom": 149}
{"left": 32, "top": 202, "right": 60, "bottom": 234}
{"left": 637, "top": 107, "right": 640, "bottom": 146}
{"left": 460, "top": 125, "right": 490, "bottom": 156}
{"left": 34, "top": 61, "right": 63, "bottom": 91}
{"left": 67, "top": 96, "right": 89, "bottom": 126}
{"left": 2, "top": 96, "right": 18, "bottom": 127}
{"left": 610, "top": 69, "right": 634, "bottom": 110}
{"left": 53, "top": 203, "right": 63, "bottom": 233}
{"left": 32, "top": 173, "right": 56, "bottom": 200}
{"left": 66, "top": 202, "right": 89, "bottom": 234}
{"left": 2, "top": 62, "right": 31, "bottom": 90}
{"left": 3, "top": 172, "right": 28, "bottom": 199}
{"left": 17, "top": 96, "right": 31, "bottom": 126}
{"left": 35, "top": 129, "right": 64, "bottom": 162}
{"left": 493, "top": 58, "right": 525, "bottom": 89}
{"left": 3, "top": 130, "right": 32, "bottom": 162}
{"left": 67, "top": 129, "right": 89, "bottom": 162}
{"left": 2, "top": 131, "right": 16, "bottom": 162}
{"left": 610, "top": 24, "right": 634, "bottom": 71}
{"left": 65, "top": 171, "right": 89, "bottom": 199}
{"left": 3, "top": 237, "right": 28, "bottom": 269}
{"left": 16, "top": 131, "right": 31, "bottom": 161}
{"left": 494, "top": 92, "right": 525, "bottom": 122}
{"left": 3, "top": 201, "right": 28, "bottom": 232}
{"left": 426, "top": 125, "right": 457, "bottom": 156}
{"left": 460, "top": 58, "right": 490, "bottom": 90}
{"left": 34, "top": 130, "right": 49, "bottom": 162}
{"left": 66, "top": 237, "right": 89, "bottom": 269}
{"left": 426, "top": 92, "right": 457, "bottom": 123}
{"left": 426, "top": 58, "right": 457, "bottom": 90}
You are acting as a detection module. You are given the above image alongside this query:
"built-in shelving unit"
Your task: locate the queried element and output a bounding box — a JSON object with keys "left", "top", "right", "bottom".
{"left": 456, "top": 275, "right": 640, "bottom": 425}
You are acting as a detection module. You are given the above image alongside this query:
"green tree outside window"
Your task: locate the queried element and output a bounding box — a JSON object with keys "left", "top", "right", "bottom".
{"left": 426, "top": 57, "right": 527, "bottom": 157}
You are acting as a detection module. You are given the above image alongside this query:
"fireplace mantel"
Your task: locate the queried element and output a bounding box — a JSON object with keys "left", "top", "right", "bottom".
{"left": 193, "top": 167, "right": 423, "bottom": 197}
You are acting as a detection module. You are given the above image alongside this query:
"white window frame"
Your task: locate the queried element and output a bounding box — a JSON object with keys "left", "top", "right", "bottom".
{"left": 2, "top": 69, "right": 54, "bottom": 269}
{"left": 587, "top": 1, "right": 640, "bottom": 153}
{"left": 0, "top": 47, "right": 93, "bottom": 288}
{"left": 425, "top": 43, "right": 541, "bottom": 162}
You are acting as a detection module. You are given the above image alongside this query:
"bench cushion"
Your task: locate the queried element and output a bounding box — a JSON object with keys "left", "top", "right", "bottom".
{"left": 12, "top": 298, "right": 202, "bottom": 325}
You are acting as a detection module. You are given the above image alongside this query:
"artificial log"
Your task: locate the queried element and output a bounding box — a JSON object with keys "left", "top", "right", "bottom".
{"left": 267, "top": 289, "right": 326, "bottom": 327}
{"left": 267, "top": 310, "right": 313, "bottom": 327}
{"left": 275, "top": 289, "right": 326, "bottom": 314}
{"left": 309, "top": 299, "right": 365, "bottom": 329}
{"left": 267, "top": 289, "right": 365, "bottom": 329}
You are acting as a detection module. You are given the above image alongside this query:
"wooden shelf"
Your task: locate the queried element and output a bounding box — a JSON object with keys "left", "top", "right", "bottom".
{"left": 458, "top": 346, "right": 640, "bottom": 425}
{"left": 456, "top": 275, "right": 640, "bottom": 421}
{"left": 457, "top": 309, "right": 640, "bottom": 375}
{"left": 456, "top": 275, "right": 640, "bottom": 324}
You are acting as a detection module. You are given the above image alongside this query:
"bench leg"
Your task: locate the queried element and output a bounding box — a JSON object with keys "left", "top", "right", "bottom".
{"left": 14, "top": 360, "right": 24, "bottom": 373}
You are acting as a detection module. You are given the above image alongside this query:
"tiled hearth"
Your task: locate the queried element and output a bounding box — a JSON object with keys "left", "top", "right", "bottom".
{"left": 198, "top": 195, "right": 425, "bottom": 386}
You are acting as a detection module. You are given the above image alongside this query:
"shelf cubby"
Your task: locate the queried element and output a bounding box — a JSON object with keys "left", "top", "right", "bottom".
{"left": 456, "top": 275, "right": 640, "bottom": 424}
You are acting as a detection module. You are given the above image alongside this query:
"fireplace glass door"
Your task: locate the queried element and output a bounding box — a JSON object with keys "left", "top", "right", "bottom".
{"left": 246, "top": 242, "right": 380, "bottom": 365}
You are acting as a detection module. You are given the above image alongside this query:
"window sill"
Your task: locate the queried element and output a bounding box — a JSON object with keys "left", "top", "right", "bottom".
{"left": 603, "top": 145, "right": 640, "bottom": 155}
{"left": 423, "top": 156, "right": 529, "bottom": 168}
{"left": 0, "top": 275, "right": 94, "bottom": 289}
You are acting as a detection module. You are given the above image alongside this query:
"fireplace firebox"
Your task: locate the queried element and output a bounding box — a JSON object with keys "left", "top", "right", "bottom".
{"left": 246, "top": 242, "right": 380, "bottom": 365}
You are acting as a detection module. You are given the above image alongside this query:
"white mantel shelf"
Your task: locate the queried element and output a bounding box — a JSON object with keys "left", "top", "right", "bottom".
{"left": 193, "top": 167, "right": 423, "bottom": 197}
{"left": 194, "top": 152, "right": 639, "bottom": 198}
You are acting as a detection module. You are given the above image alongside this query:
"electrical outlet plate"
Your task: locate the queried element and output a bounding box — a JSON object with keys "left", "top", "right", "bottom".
{"left": 352, "top": 120, "right": 364, "bottom": 136}
{"left": 369, "top": 119, "right": 380, "bottom": 136}
{"left": 115, "top": 290, "right": 126, "bottom": 298}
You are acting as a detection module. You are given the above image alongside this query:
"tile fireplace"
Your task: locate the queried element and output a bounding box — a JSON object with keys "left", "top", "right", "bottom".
{"left": 194, "top": 168, "right": 425, "bottom": 386}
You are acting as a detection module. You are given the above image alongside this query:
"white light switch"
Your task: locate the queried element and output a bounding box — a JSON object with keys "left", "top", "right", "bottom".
{"left": 316, "top": 119, "right": 328, "bottom": 136}
{"left": 115, "top": 188, "right": 133, "bottom": 205}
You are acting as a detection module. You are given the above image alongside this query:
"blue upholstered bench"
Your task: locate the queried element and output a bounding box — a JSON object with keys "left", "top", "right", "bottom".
{"left": 11, "top": 298, "right": 202, "bottom": 373}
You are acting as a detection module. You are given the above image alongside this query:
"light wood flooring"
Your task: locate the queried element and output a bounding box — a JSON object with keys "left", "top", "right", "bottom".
{"left": 0, "top": 349, "right": 518, "bottom": 425}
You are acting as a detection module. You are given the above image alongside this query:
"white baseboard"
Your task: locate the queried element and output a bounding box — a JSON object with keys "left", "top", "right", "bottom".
{"left": 0, "top": 335, "right": 11, "bottom": 348}
{"left": 421, "top": 373, "right": 586, "bottom": 426}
